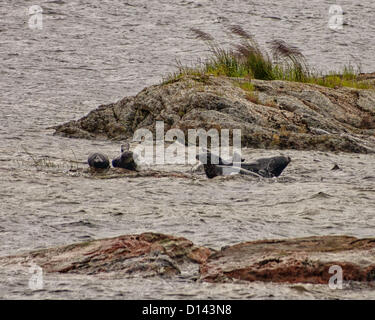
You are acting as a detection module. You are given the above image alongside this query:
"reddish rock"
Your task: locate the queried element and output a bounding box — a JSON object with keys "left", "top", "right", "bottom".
{"left": 0, "top": 233, "right": 212, "bottom": 278}
{"left": 2, "top": 234, "right": 375, "bottom": 285}
{"left": 200, "top": 236, "right": 375, "bottom": 284}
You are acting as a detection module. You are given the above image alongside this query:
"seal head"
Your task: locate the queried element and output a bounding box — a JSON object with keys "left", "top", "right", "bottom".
{"left": 112, "top": 146, "right": 138, "bottom": 171}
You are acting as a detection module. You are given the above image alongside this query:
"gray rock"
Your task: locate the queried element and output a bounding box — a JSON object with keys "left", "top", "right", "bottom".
{"left": 54, "top": 75, "right": 375, "bottom": 153}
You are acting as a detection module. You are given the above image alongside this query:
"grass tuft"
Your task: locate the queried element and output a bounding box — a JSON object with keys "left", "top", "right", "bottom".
{"left": 163, "top": 26, "right": 374, "bottom": 90}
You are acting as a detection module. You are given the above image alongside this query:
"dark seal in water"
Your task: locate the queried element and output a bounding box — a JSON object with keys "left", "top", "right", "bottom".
{"left": 112, "top": 144, "right": 138, "bottom": 171}
{"left": 195, "top": 152, "right": 233, "bottom": 179}
{"left": 196, "top": 152, "right": 291, "bottom": 179}
{"left": 88, "top": 153, "right": 110, "bottom": 169}
{"left": 240, "top": 156, "right": 291, "bottom": 178}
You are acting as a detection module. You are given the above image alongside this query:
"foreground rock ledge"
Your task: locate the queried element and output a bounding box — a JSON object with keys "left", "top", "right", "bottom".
{"left": 53, "top": 75, "right": 375, "bottom": 153}
{"left": 0, "top": 233, "right": 212, "bottom": 278}
{"left": 1, "top": 233, "right": 375, "bottom": 284}
{"left": 200, "top": 235, "right": 375, "bottom": 284}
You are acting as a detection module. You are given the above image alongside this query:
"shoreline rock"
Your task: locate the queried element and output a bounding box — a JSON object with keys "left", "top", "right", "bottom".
{"left": 200, "top": 235, "right": 375, "bottom": 284}
{"left": 0, "top": 233, "right": 212, "bottom": 279}
{"left": 2, "top": 233, "right": 375, "bottom": 285}
{"left": 53, "top": 75, "right": 375, "bottom": 153}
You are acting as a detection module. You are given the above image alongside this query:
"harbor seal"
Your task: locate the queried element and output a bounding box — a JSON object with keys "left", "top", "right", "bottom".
{"left": 195, "top": 152, "right": 245, "bottom": 178}
{"left": 112, "top": 143, "right": 138, "bottom": 171}
{"left": 196, "top": 152, "right": 291, "bottom": 179}
{"left": 240, "top": 156, "right": 291, "bottom": 178}
{"left": 87, "top": 153, "right": 110, "bottom": 169}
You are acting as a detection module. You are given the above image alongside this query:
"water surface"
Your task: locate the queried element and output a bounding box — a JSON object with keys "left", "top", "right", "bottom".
{"left": 0, "top": 0, "right": 374, "bottom": 299}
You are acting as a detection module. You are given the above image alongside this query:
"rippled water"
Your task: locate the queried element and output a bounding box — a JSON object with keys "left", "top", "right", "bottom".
{"left": 0, "top": 0, "right": 374, "bottom": 299}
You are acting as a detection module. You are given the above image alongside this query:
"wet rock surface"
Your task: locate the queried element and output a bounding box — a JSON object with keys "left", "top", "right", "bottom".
{"left": 54, "top": 76, "right": 375, "bottom": 153}
{"left": 201, "top": 235, "right": 375, "bottom": 284}
{"left": 0, "top": 233, "right": 212, "bottom": 279}
{"left": 2, "top": 233, "right": 375, "bottom": 285}
{"left": 76, "top": 167, "right": 194, "bottom": 180}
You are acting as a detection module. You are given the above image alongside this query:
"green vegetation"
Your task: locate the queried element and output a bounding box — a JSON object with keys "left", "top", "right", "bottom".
{"left": 307, "top": 66, "right": 373, "bottom": 89}
{"left": 236, "top": 81, "right": 255, "bottom": 92}
{"left": 164, "top": 26, "right": 373, "bottom": 90}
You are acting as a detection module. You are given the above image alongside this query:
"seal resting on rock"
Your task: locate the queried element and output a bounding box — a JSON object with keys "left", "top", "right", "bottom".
{"left": 112, "top": 143, "right": 138, "bottom": 171}
{"left": 87, "top": 153, "right": 110, "bottom": 169}
{"left": 240, "top": 156, "right": 291, "bottom": 178}
{"left": 196, "top": 152, "right": 291, "bottom": 179}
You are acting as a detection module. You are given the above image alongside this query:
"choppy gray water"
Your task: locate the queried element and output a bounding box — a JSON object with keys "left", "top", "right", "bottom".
{"left": 0, "top": 0, "right": 374, "bottom": 299}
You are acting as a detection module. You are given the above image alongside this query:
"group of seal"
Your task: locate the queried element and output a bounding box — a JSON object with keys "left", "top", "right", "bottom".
{"left": 196, "top": 152, "right": 291, "bottom": 179}
{"left": 88, "top": 143, "right": 138, "bottom": 171}
{"left": 88, "top": 145, "right": 291, "bottom": 178}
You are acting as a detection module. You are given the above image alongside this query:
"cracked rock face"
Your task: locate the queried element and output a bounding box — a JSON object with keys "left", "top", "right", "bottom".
{"left": 53, "top": 75, "right": 375, "bottom": 153}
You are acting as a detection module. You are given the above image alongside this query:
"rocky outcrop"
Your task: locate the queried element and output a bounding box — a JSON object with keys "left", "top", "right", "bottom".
{"left": 200, "top": 235, "right": 375, "bottom": 284}
{"left": 53, "top": 75, "right": 375, "bottom": 153}
{"left": 0, "top": 233, "right": 212, "bottom": 279}
{"left": 2, "top": 233, "right": 375, "bottom": 285}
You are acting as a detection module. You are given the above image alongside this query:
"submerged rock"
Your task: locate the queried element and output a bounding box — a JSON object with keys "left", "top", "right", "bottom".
{"left": 54, "top": 75, "right": 375, "bottom": 153}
